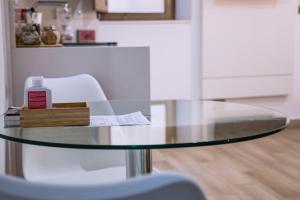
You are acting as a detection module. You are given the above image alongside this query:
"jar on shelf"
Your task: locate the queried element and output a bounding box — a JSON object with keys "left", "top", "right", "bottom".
{"left": 41, "top": 25, "right": 60, "bottom": 45}
{"left": 20, "top": 24, "right": 41, "bottom": 45}
{"left": 15, "top": 23, "right": 25, "bottom": 46}
{"left": 60, "top": 25, "right": 75, "bottom": 44}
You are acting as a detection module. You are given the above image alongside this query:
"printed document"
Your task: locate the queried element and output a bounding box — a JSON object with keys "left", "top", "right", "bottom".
{"left": 90, "top": 111, "right": 150, "bottom": 127}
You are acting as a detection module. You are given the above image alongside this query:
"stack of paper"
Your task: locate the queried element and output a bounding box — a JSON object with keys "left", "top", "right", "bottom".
{"left": 4, "top": 107, "right": 21, "bottom": 127}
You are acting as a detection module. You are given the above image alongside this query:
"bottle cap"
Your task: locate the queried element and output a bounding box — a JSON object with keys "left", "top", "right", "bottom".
{"left": 32, "top": 76, "right": 44, "bottom": 87}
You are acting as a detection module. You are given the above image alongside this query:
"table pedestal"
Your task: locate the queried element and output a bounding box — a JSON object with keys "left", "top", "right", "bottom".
{"left": 125, "top": 149, "right": 152, "bottom": 178}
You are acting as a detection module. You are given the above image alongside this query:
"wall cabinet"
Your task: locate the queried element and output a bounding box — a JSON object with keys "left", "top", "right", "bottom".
{"left": 202, "top": 0, "right": 296, "bottom": 99}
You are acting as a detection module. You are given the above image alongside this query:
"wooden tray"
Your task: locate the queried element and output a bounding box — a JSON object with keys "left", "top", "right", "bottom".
{"left": 20, "top": 102, "right": 90, "bottom": 128}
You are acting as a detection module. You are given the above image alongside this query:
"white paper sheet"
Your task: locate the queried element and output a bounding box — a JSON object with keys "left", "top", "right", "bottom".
{"left": 90, "top": 111, "right": 150, "bottom": 127}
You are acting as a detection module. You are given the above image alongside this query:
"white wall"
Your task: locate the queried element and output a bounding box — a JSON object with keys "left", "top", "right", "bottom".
{"left": 0, "top": 0, "right": 7, "bottom": 174}
{"left": 60, "top": 20, "right": 194, "bottom": 100}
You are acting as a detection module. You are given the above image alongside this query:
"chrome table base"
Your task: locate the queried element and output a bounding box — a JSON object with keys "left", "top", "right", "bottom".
{"left": 125, "top": 149, "right": 152, "bottom": 178}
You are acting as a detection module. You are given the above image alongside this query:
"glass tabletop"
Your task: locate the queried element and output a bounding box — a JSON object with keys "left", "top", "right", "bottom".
{"left": 0, "top": 100, "right": 288, "bottom": 150}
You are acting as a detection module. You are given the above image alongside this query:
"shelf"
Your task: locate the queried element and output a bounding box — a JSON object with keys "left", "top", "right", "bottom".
{"left": 16, "top": 44, "right": 63, "bottom": 48}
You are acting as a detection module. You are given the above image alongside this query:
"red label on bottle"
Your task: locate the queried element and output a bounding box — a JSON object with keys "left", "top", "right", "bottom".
{"left": 28, "top": 91, "right": 47, "bottom": 109}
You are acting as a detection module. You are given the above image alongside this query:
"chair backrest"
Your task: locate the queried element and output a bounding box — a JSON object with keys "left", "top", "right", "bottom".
{"left": 0, "top": 173, "right": 206, "bottom": 200}
{"left": 22, "top": 74, "right": 124, "bottom": 182}
{"left": 24, "top": 74, "right": 107, "bottom": 103}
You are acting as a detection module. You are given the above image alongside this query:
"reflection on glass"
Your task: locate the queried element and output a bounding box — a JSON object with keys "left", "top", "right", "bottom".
{"left": 0, "top": 100, "right": 288, "bottom": 149}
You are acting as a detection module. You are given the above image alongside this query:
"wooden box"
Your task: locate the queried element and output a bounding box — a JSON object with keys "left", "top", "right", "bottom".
{"left": 20, "top": 102, "right": 90, "bottom": 128}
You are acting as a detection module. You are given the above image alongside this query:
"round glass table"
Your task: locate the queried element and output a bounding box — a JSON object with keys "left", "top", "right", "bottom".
{"left": 0, "top": 100, "right": 288, "bottom": 178}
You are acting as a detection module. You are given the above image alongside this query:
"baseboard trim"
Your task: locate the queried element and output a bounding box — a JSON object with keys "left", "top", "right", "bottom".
{"left": 289, "top": 119, "right": 300, "bottom": 129}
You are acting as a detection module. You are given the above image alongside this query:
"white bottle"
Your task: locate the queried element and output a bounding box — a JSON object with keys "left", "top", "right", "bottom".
{"left": 24, "top": 77, "right": 52, "bottom": 109}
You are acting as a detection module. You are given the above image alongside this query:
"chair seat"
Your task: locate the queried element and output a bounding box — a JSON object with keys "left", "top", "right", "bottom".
{"left": 0, "top": 173, "right": 206, "bottom": 200}
{"left": 28, "top": 166, "right": 127, "bottom": 185}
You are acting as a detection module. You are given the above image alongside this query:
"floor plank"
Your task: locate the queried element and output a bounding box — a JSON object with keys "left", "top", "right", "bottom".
{"left": 153, "top": 128, "right": 300, "bottom": 199}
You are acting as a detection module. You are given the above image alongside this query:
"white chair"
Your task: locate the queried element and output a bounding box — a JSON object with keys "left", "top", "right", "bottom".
{"left": 24, "top": 74, "right": 107, "bottom": 103}
{"left": 23, "top": 74, "right": 126, "bottom": 184}
{"left": 0, "top": 173, "right": 206, "bottom": 200}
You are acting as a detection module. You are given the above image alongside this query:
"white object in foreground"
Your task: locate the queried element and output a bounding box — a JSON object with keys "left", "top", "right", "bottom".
{"left": 0, "top": 173, "right": 206, "bottom": 200}
{"left": 90, "top": 111, "right": 150, "bottom": 127}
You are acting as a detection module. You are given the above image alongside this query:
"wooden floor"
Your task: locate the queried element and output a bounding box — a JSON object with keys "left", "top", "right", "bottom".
{"left": 153, "top": 127, "right": 300, "bottom": 200}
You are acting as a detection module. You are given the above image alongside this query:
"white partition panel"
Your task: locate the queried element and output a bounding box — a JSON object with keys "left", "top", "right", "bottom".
{"left": 12, "top": 47, "right": 150, "bottom": 106}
